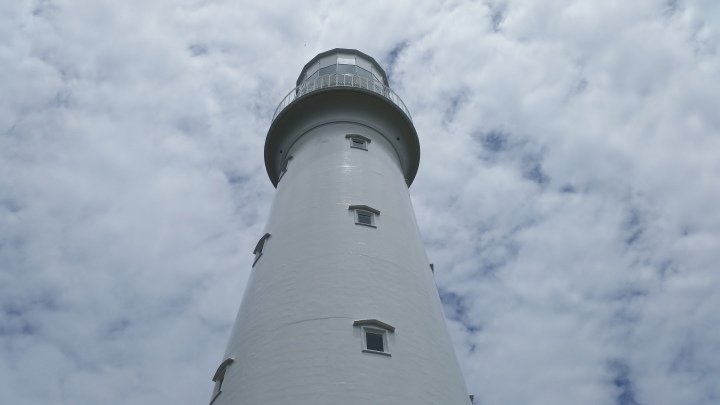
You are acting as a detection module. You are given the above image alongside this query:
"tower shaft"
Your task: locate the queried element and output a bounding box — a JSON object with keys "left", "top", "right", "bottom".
{"left": 210, "top": 49, "right": 469, "bottom": 405}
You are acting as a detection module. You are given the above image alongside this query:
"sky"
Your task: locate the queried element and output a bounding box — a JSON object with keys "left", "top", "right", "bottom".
{"left": 1, "top": 0, "right": 720, "bottom": 404}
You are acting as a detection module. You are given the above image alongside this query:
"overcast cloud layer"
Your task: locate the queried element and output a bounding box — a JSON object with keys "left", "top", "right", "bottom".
{"left": 2, "top": 1, "right": 720, "bottom": 404}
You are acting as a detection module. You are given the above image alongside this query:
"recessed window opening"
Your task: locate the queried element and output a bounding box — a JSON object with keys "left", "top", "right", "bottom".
{"left": 213, "top": 373, "right": 225, "bottom": 397}
{"left": 356, "top": 211, "right": 372, "bottom": 225}
{"left": 366, "top": 331, "right": 384, "bottom": 352}
{"left": 353, "top": 319, "right": 394, "bottom": 356}
{"left": 211, "top": 358, "right": 234, "bottom": 404}
{"left": 348, "top": 205, "right": 380, "bottom": 228}
{"left": 278, "top": 155, "right": 293, "bottom": 182}
{"left": 253, "top": 233, "right": 271, "bottom": 267}
{"left": 346, "top": 134, "right": 371, "bottom": 151}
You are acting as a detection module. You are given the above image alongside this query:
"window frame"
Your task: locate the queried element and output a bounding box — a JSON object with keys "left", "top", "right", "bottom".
{"left": 364, "top": 328, "right": 387, "bottom": 352}
{"left": 356, "top": 210, "right": 373, "bottom": 226}
{"left": 253, "top": 233, "right": 271, "bottom": 267}
{"left": 348, "top": 205, "right": 380, "bottom": 228}
{"left": 345, "top": 134, "right": 371, "bottom": 151}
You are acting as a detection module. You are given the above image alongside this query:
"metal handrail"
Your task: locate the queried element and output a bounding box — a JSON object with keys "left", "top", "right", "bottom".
{"left": 271, "top": 73, "right": 412, "bottom": 122}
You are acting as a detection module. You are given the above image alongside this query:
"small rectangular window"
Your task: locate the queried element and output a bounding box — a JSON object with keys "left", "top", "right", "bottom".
{"left": 356, "top": 211, "right": 373, "bottom": 225}
{"left": 253, "top": 233, "right": 271, "bottom": 267}
{"left": 211, "top": 358, "right": 234, "bottom": 404}
{"left": 278, "top": 155, "right": 293, "bottom": 182}
{"left": 348, "top": 205, "right": 380, "bottom": 228}
{"left": 346, "top": 134, "right": 371, "bottom": 151}
{"left": 362, "top": 327, "right": 389, "bottom": 354}
{"left": 213, "top": 373, "right": 225, "bottom": 397}
{"left": 353, "top": 319, "right": 394, "bottom": 356}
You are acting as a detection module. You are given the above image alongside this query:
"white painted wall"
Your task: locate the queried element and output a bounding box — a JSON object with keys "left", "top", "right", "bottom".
{"left": 213, "top": 112, "right": 470, "bottom": 404}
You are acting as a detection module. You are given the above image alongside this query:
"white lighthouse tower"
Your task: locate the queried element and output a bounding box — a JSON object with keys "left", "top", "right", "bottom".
{"left": 210, "top": 49, "right": 470, "bottom": 404}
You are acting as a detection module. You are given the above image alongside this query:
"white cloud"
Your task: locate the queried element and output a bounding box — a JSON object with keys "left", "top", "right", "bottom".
{"left": 1, "top": 0, "right": 719, "bottom": 404}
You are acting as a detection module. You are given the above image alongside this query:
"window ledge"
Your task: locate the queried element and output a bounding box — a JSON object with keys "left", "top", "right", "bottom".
{"left": 362, "top": 349, "right": 391, "bottom": 356}
{"left": 209, "top": 391, "right": 222, "bottom": 405}
{"left": 354, "top": 222, "right": 377, "bottom": 228}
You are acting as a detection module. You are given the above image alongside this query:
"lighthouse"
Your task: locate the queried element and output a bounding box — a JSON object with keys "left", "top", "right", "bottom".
{"left": 210, "top": 49, "right": 470, "bottom": 404}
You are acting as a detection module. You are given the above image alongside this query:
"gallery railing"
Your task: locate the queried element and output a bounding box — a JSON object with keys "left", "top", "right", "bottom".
{"left": 272, "top": 73, "right": 412, "bottom": 122}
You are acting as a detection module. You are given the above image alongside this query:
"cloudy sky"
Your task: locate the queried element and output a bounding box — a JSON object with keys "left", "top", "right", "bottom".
{"left": 2, "top": 0, "right": 720, "bottom": 404}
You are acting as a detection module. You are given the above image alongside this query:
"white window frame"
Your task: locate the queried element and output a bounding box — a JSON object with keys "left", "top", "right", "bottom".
{"left": 353, "top": 319, "right": 395, "bottom": 356}
{"left": 346, "top": 134, "right": 371, "bottom": 151}
{"left": 362, "top": 326, "right": 389, "bottom": 355}
{"left": 348, "top": 205, "right": 380, "bottom": 228}
{"left": 253, "top": 233, "right": 271, "bottom": 267}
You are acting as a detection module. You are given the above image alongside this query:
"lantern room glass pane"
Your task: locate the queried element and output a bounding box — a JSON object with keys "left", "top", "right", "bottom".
{"left": 337, "top": 64, "right": 356, "bottom": 75}
{"left": 318, "top": 65, "right": 336, "bottom": 76}
{"left": 356, "top": 66, "right": 372, "bottom": 79}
